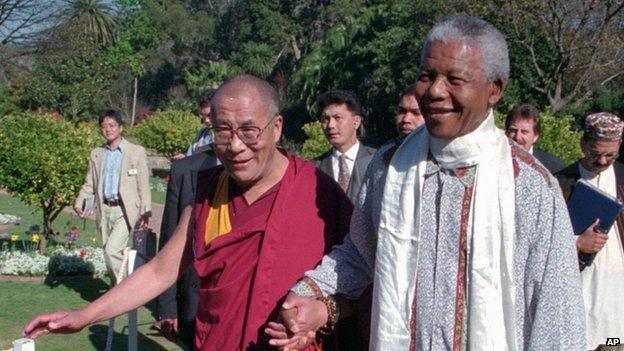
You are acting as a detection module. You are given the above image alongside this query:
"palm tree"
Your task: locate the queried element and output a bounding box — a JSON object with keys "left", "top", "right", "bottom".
{"left": 62, "top": 0, "right": 119, "bottom": 45}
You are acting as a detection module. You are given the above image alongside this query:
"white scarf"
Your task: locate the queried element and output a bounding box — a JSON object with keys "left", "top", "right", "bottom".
{"left": 370, "top": 111, "right": 518, "bottom": 351}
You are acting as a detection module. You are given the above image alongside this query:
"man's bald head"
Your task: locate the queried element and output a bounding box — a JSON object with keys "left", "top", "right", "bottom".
{"left": 212, "top": 75, "right": 280, "bottom": 119}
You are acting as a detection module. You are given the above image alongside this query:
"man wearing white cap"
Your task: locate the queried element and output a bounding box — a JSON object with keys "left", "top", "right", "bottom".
{"left": 556, "top": 112, "right": 624, "bottom": 351}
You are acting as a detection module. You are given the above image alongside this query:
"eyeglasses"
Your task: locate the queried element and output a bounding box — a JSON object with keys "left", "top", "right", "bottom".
{"left": 587, "top": 150, "right": 619, "bottom": 160}
{"left": 100, "top": 123, "right": 120, "bottom": 130}
{"left": 208, "top": 115, "right": 277, "bottom": 145}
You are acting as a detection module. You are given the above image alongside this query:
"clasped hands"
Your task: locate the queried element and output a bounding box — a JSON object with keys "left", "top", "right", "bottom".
{"left": 265, "top": 293, "right": 329, "bottom": 351}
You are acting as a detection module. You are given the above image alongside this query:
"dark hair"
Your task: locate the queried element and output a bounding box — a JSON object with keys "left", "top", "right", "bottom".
{"left": 98, "top": 108, "right": 124, "bottom": 126}
{"left": 505, "top": 104, "right": 541, "bottom": 135}
{"left": 316, "top": 90, "right": 363, "bottom": 118}
{"left": 399, "top": 83, "right": 418, "bottom": 104}
{"left": 198, "top": 89, "right": 217, "bottom": 108}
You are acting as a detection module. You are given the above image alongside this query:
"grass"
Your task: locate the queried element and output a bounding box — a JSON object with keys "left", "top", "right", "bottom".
{"left": 0, "top": 279, "right": 183, "bottom": 350}
{"left": 0, "top": 174, "right": 168, "bottom": 244}
{"left": 0, "top": 177, "right": 174, "bottom": 349}
{"left": 150, "top": 176, "right": 167, "bottom": 205}
{"left": 0, "top": 193, "right": 100, "bottom": 245}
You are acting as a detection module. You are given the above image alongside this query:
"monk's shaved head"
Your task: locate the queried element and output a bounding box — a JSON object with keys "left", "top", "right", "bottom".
{"left": 212, "top": 75, "right": 280, "bottom": 119}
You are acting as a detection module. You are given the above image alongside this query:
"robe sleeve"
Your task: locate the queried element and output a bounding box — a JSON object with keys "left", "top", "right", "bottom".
{"left": 293, "top": 145, "right": 392, "bottom": 300}
{"left": 522, "top": 179, "right": 586, "bottom": 350}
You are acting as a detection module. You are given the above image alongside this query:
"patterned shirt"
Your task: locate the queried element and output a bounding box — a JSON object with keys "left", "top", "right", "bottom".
{"left": 294, "top": 142, "right": 586, "bottom": 350}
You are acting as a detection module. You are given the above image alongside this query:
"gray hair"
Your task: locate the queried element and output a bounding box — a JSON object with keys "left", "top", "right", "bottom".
{"left": 421, "top": 14, "right": 509, "bottom": 82}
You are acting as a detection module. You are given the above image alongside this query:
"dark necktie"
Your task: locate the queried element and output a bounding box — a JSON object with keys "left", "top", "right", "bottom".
{"left": 338, "top": 154, "right": 350, "bottom": 192}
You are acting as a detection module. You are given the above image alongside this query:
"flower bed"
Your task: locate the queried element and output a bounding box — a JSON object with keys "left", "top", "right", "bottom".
{"left": 0, "top": 245, "right": 107, "bottom": 277}
{"left": 0, "top": 213, "right": 20, "bottom": 225}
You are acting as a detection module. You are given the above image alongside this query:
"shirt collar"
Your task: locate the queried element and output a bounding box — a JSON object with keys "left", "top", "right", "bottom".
{"left": 105, "top": 138, "right": 126, "bottom": 152}
{"left": 332, "top": 141, "right": 360, "bottom": 160}
{"left": 579, "top": 162, "right": 612, "bottom": 180}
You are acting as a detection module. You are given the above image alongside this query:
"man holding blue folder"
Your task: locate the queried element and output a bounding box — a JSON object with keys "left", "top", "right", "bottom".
{"left": 556, "top": 112, "right": 624, "bottom": 351}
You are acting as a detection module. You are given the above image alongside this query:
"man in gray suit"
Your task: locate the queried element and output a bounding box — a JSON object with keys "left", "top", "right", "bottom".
{"left": 313, "top": 89, "right": 375, "bottom": 350}
{"left": 75, "top": 108, "right": 152, "bottom": 281}
{"left": 315, "top": 90, "right": 376, "bottom": 203}
{"left": 505, "top": 103, "right": 565, "bottom": 173}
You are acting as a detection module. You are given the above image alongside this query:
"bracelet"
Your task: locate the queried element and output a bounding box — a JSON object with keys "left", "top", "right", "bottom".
{"left": 317, "top": 295, "right": 339, "bottom": 336}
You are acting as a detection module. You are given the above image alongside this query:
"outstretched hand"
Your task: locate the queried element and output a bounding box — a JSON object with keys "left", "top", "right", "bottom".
{"left": 22, "top": 310, "right": 90, "bottom": 339}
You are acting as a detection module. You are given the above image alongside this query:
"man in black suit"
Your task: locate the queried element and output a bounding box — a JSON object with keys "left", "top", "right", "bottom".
{"left": 505, "top": 103, "right": 566, "bottom": 173}
{"left": 314, "top": 90, "right": 376, "bottom": 203}
{"left": 156, "top": 150, "right": 218, "bottom": 349}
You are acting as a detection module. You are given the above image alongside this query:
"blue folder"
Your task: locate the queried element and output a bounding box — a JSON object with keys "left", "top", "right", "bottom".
{"left": 567, "top": 178, "right": 623, "bottom": 266}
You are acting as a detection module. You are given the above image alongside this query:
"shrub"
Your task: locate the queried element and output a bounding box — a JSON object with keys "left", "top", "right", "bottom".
{"left": 535, "top": 110, "right": 583, "bottom": 164}
{"left": 0, "top": 251, "right": 49, "bottom": 276}
{"left": 0, "top": 113, "right": 101, "bottom": 252}
{"left": 495, "top": 108, "right": 582, "bottom": 164}
{"left": 300, "top": 121, "right": 331, "bottom": 160}
{"left": 129, "top": 109, "right": 202, "bottom": 158}
{"left": 0, "top": 245, "right": 107, "bottom": 277}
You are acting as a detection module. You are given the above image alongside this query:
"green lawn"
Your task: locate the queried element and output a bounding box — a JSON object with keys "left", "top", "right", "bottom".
{"left": 0, "top": 193, "right": 100, "bottom": 245}
{"left": 150, "top": 176, "right": 167, "bottom": 205}
{"left": 0, "top": 175, "right": 167, "bottom": 244}
{"left": 0, "top": 279, "right": 183, "bottom": 350}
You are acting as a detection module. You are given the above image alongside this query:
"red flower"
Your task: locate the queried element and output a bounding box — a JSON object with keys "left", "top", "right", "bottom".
{"left": 80, "top": 248, "right": 87, "bottom": 258}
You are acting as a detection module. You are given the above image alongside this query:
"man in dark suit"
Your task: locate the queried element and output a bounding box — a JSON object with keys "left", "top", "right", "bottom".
{"left": 313, "top": 89, "right": 375, "bottom": 351}
{"left": 156, "top": 150, "right": 218, "bottom": 349}
{"left": 314, "top": 89, "right": 376, "bottom": 203}
{"left": 505, "top": 103, "right": 565, "bottom": 173}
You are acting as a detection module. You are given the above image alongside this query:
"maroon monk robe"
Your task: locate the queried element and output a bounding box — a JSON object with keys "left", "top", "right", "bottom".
{"left": 193, "top": 152, "right": 353, "bottom": 350}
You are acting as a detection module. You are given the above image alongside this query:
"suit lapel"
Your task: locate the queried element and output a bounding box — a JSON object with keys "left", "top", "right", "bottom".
{"left": 319, "top": 153, "right": 333, "bottom": 179}
{"left": 120, "top": 143, "right": 130, "bottom": 193}
{"left": 191, "top": 153, "right": 217, "bottom": 189}
{"left": 348, "top": 146, "right": 373, "bottom": 197}
{"left": 94, "top": 147, "right": 105, "bottom": 198}
{"left": 348, "top": 147, "right": 364, "bottom": 196}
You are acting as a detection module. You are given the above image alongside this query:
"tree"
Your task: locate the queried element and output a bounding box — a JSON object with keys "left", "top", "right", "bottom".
{"left": 0, "top": 0, "right": 59, "bottom": 47}
{"left": 183, "top": 60, "right": 231, "bottom": 98}
{"left": 460, "top": 0, "right": 624, "bottom": 113}
{"left": 13, "top": 31, "right": 113, "bottom": 120}
{"left": 0, "top": 113, "right": 101, "bottom": 252}
{"left": 106, "top": 0, "right": 166, "bottom": 124}
{"left": 61, "top": 0, "right": 119, "bottom": 45}
{"left": 290, "top": 1, "right": 444, "bottom": 145}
